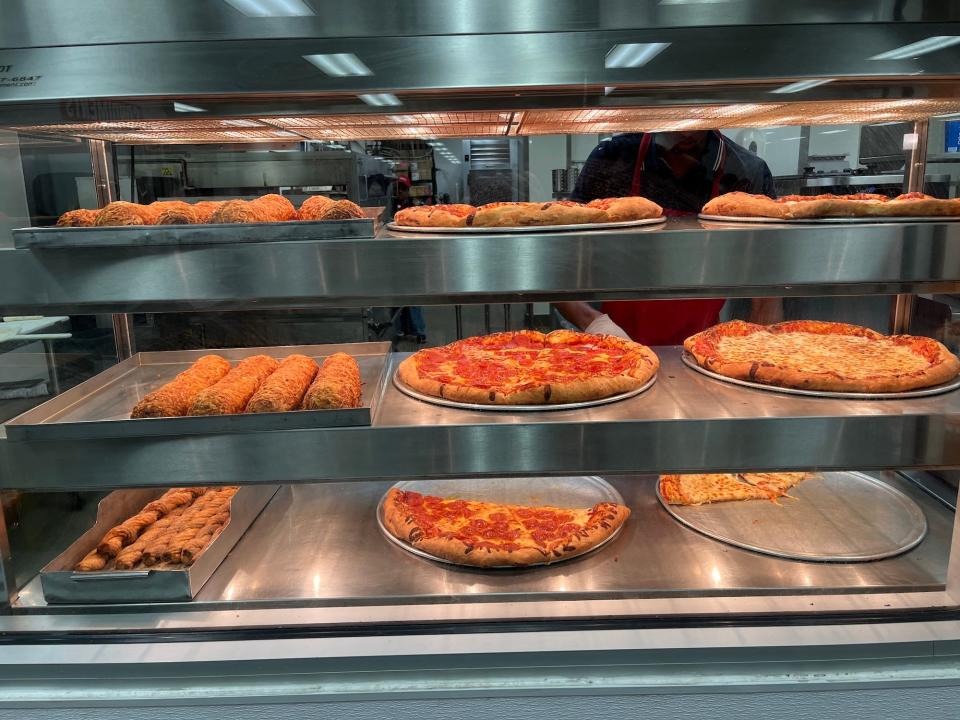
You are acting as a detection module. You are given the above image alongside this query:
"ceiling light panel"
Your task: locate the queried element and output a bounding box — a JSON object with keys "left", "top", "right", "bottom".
{"left": 224, "top": 0, "right": 314, "bottom": 17}
{"left": 870, "top": 36, "right": 960, "bottom": 60}
{"left": 303, "top": 53, "right": 372, "bottom": 77}
{"left": 770, "top": 79, "right": 834, "bottom": 94}
{"left": 605, "top": 43, "right": 671, "bottom": 68}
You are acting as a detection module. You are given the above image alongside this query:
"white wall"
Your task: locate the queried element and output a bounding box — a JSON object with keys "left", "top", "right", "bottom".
{"left": 527, "top": 135, "right": 566, "bottom": 202}
{"left": 722, "top": 127, "right": 802, "bottom": 177}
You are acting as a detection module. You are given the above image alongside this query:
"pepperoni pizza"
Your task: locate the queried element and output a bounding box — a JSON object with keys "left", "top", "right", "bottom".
{"left": 382, "top": 488, "right": 630, "bottom": 566}
{"left": 397, "top": 330, "right": 659, "bottom": 405}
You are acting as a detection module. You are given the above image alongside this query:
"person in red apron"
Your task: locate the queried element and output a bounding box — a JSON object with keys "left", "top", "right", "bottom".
{"left": 556, "top": 131, "right": 780, "bottom": 344}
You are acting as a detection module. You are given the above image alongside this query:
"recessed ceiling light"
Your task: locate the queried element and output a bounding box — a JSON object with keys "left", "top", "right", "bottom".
{"left": 358, "top": 93, "right": 401, "bottom": 107}
{"left": 770, "top": 79, "right": 834, "bottom": 94}
{"left": 604, "top": 42, "right": 670, "bottom": 69}
{"left": 173, "top": 102, "right": 206, "bottom": 113}
{"left": 303, "top": 53, "right": 372, "bottom": 77}
{"left": 223, "top": 0, "right": 314, "bottom": 17}
{"left": 870, "top": 36, "right": 960, "bottom": 60}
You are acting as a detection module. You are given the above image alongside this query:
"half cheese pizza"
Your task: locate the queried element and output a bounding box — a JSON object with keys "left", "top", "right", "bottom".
{"left": 397, "top": 329, "right": 659, "bottom": 405}
{"left": 684, "top": 320, "right": 960, "bottom": 393}
{"left": 659, "top": 472, "right": 811, "bottom": 506}
{"left": 382, "top": 488, "right": 630, "bottom": 566}
{"left": 702, "top": 191, "right": 960, "bottom": 220}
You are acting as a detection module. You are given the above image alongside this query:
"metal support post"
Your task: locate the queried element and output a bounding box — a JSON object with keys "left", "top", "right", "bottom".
{"left": 889, "top": 120, "right": 929, "bottom": 334}
{"left": 89, "top": 139, "right": 136, "bottom": 359}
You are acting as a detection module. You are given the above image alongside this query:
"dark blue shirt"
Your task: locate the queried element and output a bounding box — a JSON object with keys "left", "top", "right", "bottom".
{"left": 571, "top": 132, "right": 776, "bottom": 212}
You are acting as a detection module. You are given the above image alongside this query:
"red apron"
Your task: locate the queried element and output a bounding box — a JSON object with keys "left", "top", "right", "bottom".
{"left": 602, "top": 132, "right": 726, "bottom": 346}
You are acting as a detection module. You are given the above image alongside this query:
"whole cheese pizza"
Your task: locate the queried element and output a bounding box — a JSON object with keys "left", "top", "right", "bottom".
{"left": 684, "top": 320, "right": 960, "bottom": 393}
{"left": 659, "top": 472, "right": 812, "bottom": 506}
{"left": 702, "top": 191, "right": 960, "bottom": 220}
{"left": 392, "top": 196, "right": 663, "bottom": 228}
{"left": 382, "top": 487, "right": 630, "bottom": 566}
{"left": 397, "top": 329, "right": 659, "bottom": 405}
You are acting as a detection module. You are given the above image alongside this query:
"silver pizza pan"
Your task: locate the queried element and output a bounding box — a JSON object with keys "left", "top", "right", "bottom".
{"left": 681, "top": 351, "right": 960, "bottom": 400}
{"left": 393, "top": 369, "right": 656, "bottom": 411}
{"left": 698, "top": 213, "right": 960, "bottom": 224}
{"left": 656, "top": 471, "right": 927, "bottom": 562}
{"left": 386, "top": 216, "right": 666, "bottom": 233}
{"left": 377, "top": 476, "right": 626, "bottom": 569}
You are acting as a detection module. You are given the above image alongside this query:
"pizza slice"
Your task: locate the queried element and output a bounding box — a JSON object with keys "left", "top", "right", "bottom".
{"left": 382, "top": 488, "right": 630, "bottom": 566}
{"left": 659, "top": 472, "right": 812, "bottom": 506}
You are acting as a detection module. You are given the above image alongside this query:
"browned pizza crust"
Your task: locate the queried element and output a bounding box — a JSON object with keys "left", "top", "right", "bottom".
{"left": 587, "top": 196, "right": 663, "bottom": 221}
{"left": 701, "top": 192, "right": 787, "bottom": 219}
{"left": 381, "top": 488, "right": 630, "bottom": 567}
{"left": 471, "top": 201, "right": 605, "bottom": 227}
{"left": 684, "top": 319, "right": 960, "bottom": 393}
{"left": 394, "top": 204, "right": 477, "bottom": 227}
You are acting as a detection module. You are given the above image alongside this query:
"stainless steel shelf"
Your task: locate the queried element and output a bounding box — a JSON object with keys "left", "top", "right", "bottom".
{"left": 2, "top": 348, "right": 959, "bottom": 490}
{"left": 14, "top": 473, "right": 951, "bottom": 614}
{"left": 1, "top": 218, "right": 959, "bottom": 313}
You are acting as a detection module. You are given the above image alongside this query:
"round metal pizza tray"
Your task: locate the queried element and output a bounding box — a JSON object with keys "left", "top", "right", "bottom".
{"left": 377, "top": 476, "right": 627, "bottom": 568}
{"left": 656, "top": 471, "right": 927, "bottom": 562}
{"left": 681, "top": 351, "right": 960, "bottom": 400}
{"left": 393, "top": 369, "right": 656, "bottom": 411}
{"left": 698, "top": 213, "right": 960, "bottom": 224}
{"left": 386, "top": 216, "right": 666, "bottom": 233}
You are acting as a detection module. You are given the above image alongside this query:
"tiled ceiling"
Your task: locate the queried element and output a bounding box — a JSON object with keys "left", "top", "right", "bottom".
{"left": 10, "top": 100, "right": 960, "bottom": 145}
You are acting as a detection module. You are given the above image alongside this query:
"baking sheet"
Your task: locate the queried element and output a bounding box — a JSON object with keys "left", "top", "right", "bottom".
{"left": 5, "top": 342, "right": 391, "bottom": 441}
{"left": 377, "top": 476, "right": 626, "bottom": 568}
{"left": 698, "top": 213, "right": 960, "bottom": 224}
{"left": 386, "top": 216, "right": 666, "bottom": 233}
{"left": 13, "top": 217, "right": 375, "bottom": 249}
{"left": 392, "top": 369, "right": 657, "bottom": 411}
{"left": 681, "top": 350, "right": 960, "bottom": 400}
{"left": 656, "top": 471, "right": 927, "bottom": 562}
{"left": 39, "top": 484, "right": 279, "bottom": 603}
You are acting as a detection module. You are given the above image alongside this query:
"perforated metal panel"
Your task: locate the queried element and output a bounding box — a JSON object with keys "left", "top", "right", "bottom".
{"left": 10, "top": 100, "right": 960, "bottom": 144}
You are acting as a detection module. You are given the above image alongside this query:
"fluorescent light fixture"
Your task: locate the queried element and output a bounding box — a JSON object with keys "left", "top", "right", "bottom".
{"left": 779, "top": 136, "right": 803, "bottom": 141}
{"left": 870, "top": 36, "right": 960, "bottom": 60}
{"left": 819, "top": 129, "right": 850, "bottom": 134}
{"left": 224, "top": 0, "right": 314, "bottom": 17}
{"left": 605, "top": 42, "right": 670, "bottom": 69}
{"left": 358, "top": 93, "right": 401, "bottom": 107}
{"left": 870, "top": 120, "right": 907, "bottom": 126}
{"left": 303, "top": 53, "right": 372, "bottom": 77}
{"left": 173, "top": 102, "right": 205, "bottom": 113}
{"left": 770, "top": 78, "right": 834, "bottom": 94}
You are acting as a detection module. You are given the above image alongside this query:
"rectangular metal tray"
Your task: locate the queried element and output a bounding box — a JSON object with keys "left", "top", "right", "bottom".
{"left": 12, "top": 217, "right": 375, "bottom": 249}
{"left": 4, "top": 341, "right": 391, "bottom": 441}
{"left": 39, "top": 484, "right": 279, "bottom": 603}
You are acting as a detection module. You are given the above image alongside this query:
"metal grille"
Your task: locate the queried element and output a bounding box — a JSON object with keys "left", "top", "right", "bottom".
{"left": 468, "top": 139, "right": 511, "bottom": 169}
{"left": 10, "top": 100, "right": 960, "bottom": 144}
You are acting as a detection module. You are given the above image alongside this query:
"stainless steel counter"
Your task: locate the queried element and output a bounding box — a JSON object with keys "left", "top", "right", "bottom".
{"left": 0, "top": 217, "right": 959, "bottom": 313}
{"left": 3, "top": 348, "right": 960, "bottom": 489}
{"left": 13, "top": 472, "right": 951, "bottom": 613}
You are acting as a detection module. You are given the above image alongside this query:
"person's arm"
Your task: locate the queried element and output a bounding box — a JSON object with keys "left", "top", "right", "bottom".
{"left": 554, "top": 301, "right": 631, "bottom": 339}
{"left": 749, "top": 297, "right": 783, "bottom": 325}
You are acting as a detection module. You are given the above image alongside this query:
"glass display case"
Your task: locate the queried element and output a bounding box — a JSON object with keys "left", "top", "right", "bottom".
{"left": 2, "top": 2, "right": 960, "bottom": 715}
